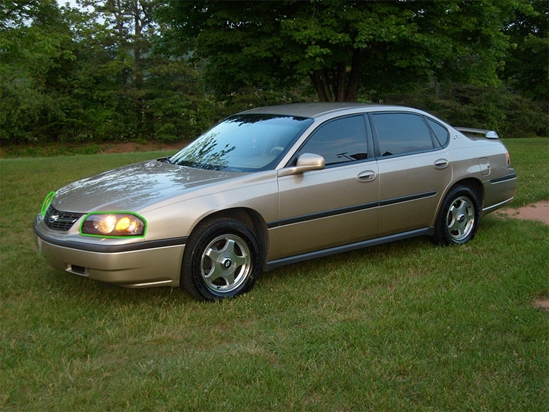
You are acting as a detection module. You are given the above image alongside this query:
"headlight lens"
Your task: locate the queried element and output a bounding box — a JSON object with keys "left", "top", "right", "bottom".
{"left": 80, "top": 212, "right": 146, "bottom": 237}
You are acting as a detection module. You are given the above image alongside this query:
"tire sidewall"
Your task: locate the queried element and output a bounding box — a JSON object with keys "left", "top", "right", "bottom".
{"left": 434, "top": 186, "right": 480, "bottom": 246}
{"left": 182, "top": 219, "right": 261, "bottom": 301}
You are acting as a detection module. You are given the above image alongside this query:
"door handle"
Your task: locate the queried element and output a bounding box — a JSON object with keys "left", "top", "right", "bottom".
{"left": 434, "top": 159, "right": 449, "bottom": 169}
{"left": 357, "top": 170, "right": 377, "bottom": 182}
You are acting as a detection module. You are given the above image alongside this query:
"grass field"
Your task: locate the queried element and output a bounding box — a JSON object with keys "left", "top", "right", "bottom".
{"left": 1, "top": 139, "right": 548, "bottom": 411}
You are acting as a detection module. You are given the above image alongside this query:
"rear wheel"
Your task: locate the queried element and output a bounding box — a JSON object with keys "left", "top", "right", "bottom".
{"left": 181, "top": 218, "right": 261, "bottom": 301}
{"left": 433, "top": 186, "right": 480, "bottom": 245}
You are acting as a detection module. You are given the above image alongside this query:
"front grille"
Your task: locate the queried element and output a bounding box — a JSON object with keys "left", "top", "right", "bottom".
{"left": 44, "top": 205, "right": 85, "bottom": 231}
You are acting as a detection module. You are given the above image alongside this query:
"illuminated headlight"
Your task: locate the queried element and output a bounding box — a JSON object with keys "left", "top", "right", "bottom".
{"left": 40, "top": 191, "right": 55, "bottom": 216}
{"left": 80, "top": 212, "right": 146, "bottom": 237}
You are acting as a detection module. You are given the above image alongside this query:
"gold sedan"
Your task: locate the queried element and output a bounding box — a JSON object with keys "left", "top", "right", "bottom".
{"left": 34, "top": 103, "right": 517, "bottom": 300}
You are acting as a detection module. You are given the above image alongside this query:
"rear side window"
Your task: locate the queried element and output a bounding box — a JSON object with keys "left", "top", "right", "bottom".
{"left": 371, "top": 113, "right": 435, "bottom": 157}
{"left": 298, "top": 115, "right": 368, "bottom": 166}
{"left": 426, "top": 118, "right": 450, "bottom": 146}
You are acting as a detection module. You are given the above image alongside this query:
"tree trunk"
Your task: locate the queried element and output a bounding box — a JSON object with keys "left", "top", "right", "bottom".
{"left": 309, "top": 71, "right": 333, "bottom": 102}
{"left": 133, "top": 0, "right": 143, "bottom": 88}
{"left": 345, "top": 49, "right": 363, "bottom": 102}
{"left": 335, "top": 63, "right": 346, "bottom": 102}
{"left": 311, "top": 50, "right": 363, "bottom": 102}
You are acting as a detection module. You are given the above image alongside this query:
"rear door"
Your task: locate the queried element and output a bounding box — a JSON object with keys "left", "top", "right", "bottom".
{"left": 369, "top": 112, "right": 453, "bottom": 237}
{"left": 269, "top": 115, "right": 379, "bottom": 260}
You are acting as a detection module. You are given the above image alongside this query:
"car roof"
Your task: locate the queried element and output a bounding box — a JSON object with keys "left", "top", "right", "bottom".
{"left": 240, "top": 102, "right": 410, "bottom": 118}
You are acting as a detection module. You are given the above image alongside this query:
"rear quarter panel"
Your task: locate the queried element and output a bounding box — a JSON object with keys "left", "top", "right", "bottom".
{"left": 445, "top": 131, "right": 516, "bottom": 214}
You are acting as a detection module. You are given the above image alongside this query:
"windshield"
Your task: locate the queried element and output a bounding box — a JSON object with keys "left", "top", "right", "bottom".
{"left": 169, "top": 114, "right": 313, "bottom": 171}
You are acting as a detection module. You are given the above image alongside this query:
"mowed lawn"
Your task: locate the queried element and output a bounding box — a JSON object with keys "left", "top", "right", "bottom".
{"left": 1, "top": 139, "right": 547, "bottom": 411}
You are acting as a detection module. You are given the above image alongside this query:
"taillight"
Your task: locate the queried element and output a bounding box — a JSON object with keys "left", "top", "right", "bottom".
{"left": 506, "top": 151, "right": 511, "bottom": 167}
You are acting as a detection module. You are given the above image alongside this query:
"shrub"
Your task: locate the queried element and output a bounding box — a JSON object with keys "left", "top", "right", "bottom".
{"left": 385, "top": 84, "right": 547, "bottom": 138}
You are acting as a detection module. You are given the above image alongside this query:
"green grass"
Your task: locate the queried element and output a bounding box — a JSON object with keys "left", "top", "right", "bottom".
{"left": 1, "top": 140, "right": 548, "bottom": 411}
{"left": 503, "top": 138, "right": 549, "bottom": 206}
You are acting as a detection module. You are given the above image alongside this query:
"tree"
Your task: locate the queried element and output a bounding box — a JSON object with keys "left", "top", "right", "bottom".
{"left": 0, "top": 0, "right": 216, "bottom": 145}
{"left": 160, "top": 0, "right": 523, "bottom": 102}
{"left": 503, "top": 0, "right": 548, "bottom": 104}
{"left": 0, "top": 0, "right": 77, "bottom": 143}
{"left": 78, "top": 0, "right": 159, "bottom": 88}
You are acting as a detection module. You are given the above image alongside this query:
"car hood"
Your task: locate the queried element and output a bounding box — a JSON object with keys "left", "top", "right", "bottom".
{"left": 52, "top": 160, "right": 246, "bottom": 213}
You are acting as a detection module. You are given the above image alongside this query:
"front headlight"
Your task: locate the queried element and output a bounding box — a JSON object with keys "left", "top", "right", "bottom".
{"left": 80, "top": 212, "right": 146, "bottom": 238}
{"left": 40, "top": 191, "right": 56, "bottom": 216}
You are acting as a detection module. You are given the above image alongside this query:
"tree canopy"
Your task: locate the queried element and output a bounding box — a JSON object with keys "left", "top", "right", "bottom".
{"left": 0, "top": 0, "right": 546, "bottom": 147}
{"left": 503, "top": 0, "right": 548, "bottom": 104}
{"left": 161, "top": 0, "right": 527, "bottom": 102}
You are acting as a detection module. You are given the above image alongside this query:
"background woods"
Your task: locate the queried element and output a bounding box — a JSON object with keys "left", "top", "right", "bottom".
{"left": 1, "top": 0, "right": 547, "bottom": 147}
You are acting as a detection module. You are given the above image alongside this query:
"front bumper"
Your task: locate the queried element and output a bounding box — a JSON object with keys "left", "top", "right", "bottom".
{"left": 34, "top": 218, "right": 186, "bottom": 288}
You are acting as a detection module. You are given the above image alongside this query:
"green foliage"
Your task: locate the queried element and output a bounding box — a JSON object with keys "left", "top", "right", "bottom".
{"left": 386, "top": 83, "right": 548, "bottom": 138}
{"left": 161, "top": 0, "right": 524, "bottom": 102}
{"left": 503, "top": 0, "right": 549, "bottom": 104}
{"left": 0, "top": 0, "right": 545, "bottom": 146}
{"left": 0, "top": 0, "right": 77, "bottom": 143}
{"left": 0, "top": 0, "right": 221, "bottom": 146}
{"left": 503, "top": 94, "right": 548, "bottom": 137}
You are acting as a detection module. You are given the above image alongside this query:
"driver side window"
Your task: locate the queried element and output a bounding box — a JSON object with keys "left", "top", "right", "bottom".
{"left": 298, "top": 115, "right": 368, "bottom": 166}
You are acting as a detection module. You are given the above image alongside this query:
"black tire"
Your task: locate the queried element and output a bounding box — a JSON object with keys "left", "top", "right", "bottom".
{"left": 181, "top": 218, "right": 261, "bottom": 301}
{"left": 432, "top": 186, "right": 480, "bottom": 246}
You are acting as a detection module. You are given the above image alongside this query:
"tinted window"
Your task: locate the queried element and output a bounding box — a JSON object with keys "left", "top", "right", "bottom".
{"left": 426, "top": 118, "right": 450, "bottom": 146}
{"left": 170, "top": 114, "right": 313, "bottom": 171}
{"left": 298, "top": 116, "right": 368, "bottom": 166}
{"left": 371, "top": 113, "right": 434, "bottom": 156}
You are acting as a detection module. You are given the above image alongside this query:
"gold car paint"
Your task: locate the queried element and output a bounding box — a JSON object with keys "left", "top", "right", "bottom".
{"left": 444, "top": 130, "right": 516, "bottom": 214}
{"left": 377, "top": 149, "right": 453, "bottom": 237}
{"left": 138, "top": 170, "right": 280, "bottom": 242}
{"left": 36, "top": 234, "right": 184, "bottom": 287}
{"left": 271, "top": 160, "right": 379, "bottom": 260}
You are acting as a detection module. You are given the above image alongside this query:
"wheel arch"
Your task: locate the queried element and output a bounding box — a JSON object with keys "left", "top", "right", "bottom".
{"left": 445, "top": 177, "right": 484, "bottom": 208}
{"left": 433, "top": 178, "right": 484, "bottom": 227}
{"left": 188, "top": 207, "right": 270, "bottom": 270}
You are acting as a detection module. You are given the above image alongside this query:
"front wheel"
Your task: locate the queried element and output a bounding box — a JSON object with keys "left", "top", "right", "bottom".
{"left": 433, "top": 186, "right": 480, "bottom": 245}
{"left": 181, "top": 218, "right": 261, "bottom": 301}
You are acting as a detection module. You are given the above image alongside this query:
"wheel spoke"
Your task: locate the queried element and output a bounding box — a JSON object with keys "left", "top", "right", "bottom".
{"left": 200, "top": 234, "right": 252, "bottom": 293}
{"left": 204, "top": 244, "right": 223, "bottom": 263}
{"left": 206, "top": 269, "right": 234, "bottom": 286}
{"left": 446, "top": 196, "right": 475, "bottom": 241}
{"left": 448, "top": 215, "right": 462, "bottom": 234}
{"left": 455, "top": 201, "right": 469, "bottom": 218}
{"left": 203, "top": 244, "right": 224, "bottom": 282}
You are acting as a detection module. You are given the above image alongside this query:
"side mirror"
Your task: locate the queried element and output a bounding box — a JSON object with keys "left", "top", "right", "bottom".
{"left": 278, "top": 153, "right": 325, "bottom": 177}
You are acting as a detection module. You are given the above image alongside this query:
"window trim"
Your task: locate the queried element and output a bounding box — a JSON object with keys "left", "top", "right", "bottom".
{"left": 425, "top": 116, "right": 451, "bottom": 148}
